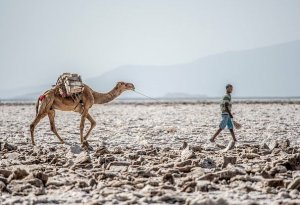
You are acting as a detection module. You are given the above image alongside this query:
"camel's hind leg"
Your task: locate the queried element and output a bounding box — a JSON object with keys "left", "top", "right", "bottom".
{"left": 30, "top": 113, "right": 47, "bottom": 145}
{"left": 48, "top": 109, "right": 65, "bottom": 144}
{"left": 84, "top": 113, "right": 96, "bottom": 141}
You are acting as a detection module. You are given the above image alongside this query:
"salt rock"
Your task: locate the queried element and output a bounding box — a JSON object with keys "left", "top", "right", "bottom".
{"left": 222, "top": 140, "right": 235, "bottom": 152}
{"left": 292, "top": 171, "right": 300, "bottom": 179}
{"left": 269, "top": 165, "right": 288, "bottom": 176}
{"left": 88, "top": 178, "right": 97, "bottom": 187}
{"left": 175, "top": 160, "right": 192, "bottom": 167}
{"left": 162, "top": 173, "right": 175, "bottom": 185}
{"left": 277, "top": 191, "right": 290, "bottom": 199}
{"left": 0, "top": 176, "right": 8, "bottom": 185}
{"left": 63, "top": 159, "right": 74, "bottom": 168}
{"left": 161, "top": 184, "right": 176, "bottom": 191}
{"left": 177, "top": 165, "right": 193, "bottom": 173}
{"left": 0, "top": 169, "right": 12, "bottom": 178}
{"left": 8, "top": 168, "right": 29, "bottom": 181}
{"left": 288, "top": 178, "right": 300, "bottom": 190}
{"left": 188, "top": 197, "right": 229, "bottom": 205}
{"left": 77, "top": 180, "right": 89, "bottom": 188}
{"left": 26, "top": 178, "right": 44, "bottom": 188}
{"left": 159, "top": 195, "right": 185, "bottom": 204}
{"left": 107, "top": 162, "right": 130, "bottom": 172}
{"left": 180, "top": 180, "right": 196, "bottom": 193}
{"left": 146, "top": 149, "right": 158, "bottom": 156}
{"left": 289, "top": 189, "right": 299, "bottom": 199}
{"left": 181, "top": 141, "right": 188, "bottom": 149}
{"left": 264, "top": 178, "right": 284, "bottom": 188}
{"left": 69, "top": 144, "right": 82, "bottom": 154}
{"left": 200, "top": 158, "right": 216, "bottom": 169}
{"left": 161, "top": 147, "right": 171, "bottom": 152}
{"left": 250, "top": 147, "right": 259, "bottom": 153}
{"left": 0, "top": 181, "right": 5, "bottom": 191}
{"left": 74, "top": 152, "right": 92, "bottom": 165}
{"left": 267, "top": 140, "right": 278, "bottom": 150}
{"left": 46, "top": 179, "right": 65, "bottom": 187}
{"left": 94, "top": 146, "right": 109, "bottom": 157}
{"left": 3, "top": 142, "right": 17, "bottom": 151}
{"left": 33, "top": 172, "right": 48, "bottom": 185}
{"left": 192, "top": 145, "right": 202, "bottom": 152}
{"left": 136, "top": 150, "right": 147, "bottom": 155}
{"left": 181, "top": 146, "right": 195, "bottom": 161}
{"left": 141, "top": 184, "right": 164, "bottom": 197}
{"left": 241, "top": 153, "right": 260, "bottom": 159}
{"left": 112, "top": 146, "right": 123, "bottom": 154}
{"left": 190, "top": 167, "right": 205, "bottom": 178}
{"left": 196, "top": 180, "right": 210, "bottom": 192}
{"left": 215, "top": 169, "right": 242, "bottom": 180}
{"left": 277, "top": 139, "right": 290, "bottom": 149}
{"left": 286, "top": 154, "right": 300, "bottom": 170}
{"left": 128, "top": 153, "right": 139, "bottom": 160}
{"left": 7, "top": 152, "right": 19, "bottom": 160}
{"left": 7, "top": 179, "right": 44, "bottom": 196}
{"left": 222, "top": 156, "right": 237, "bottom": 168}
{"left": 260, "top": 142, "right": 269, "bottom": 150}
{"left": 115, "top": 193, "right": 130, "bottom": 201}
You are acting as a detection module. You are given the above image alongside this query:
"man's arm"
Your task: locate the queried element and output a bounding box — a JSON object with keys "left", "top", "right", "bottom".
{"left": 225, "top": 102, "right": 233, "bottom": 118}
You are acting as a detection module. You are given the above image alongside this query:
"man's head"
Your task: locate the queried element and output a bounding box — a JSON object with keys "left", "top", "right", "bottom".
{"left": 226, "top": 84, "right": 233, "bottom": 94}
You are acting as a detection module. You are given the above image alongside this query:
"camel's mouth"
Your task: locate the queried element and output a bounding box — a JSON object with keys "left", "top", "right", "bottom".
{"left": 126, "top": 83, "right": 135, "bottom": 90}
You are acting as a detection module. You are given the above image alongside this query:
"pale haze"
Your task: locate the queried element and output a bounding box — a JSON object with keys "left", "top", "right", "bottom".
{"left": 0, "top": 0, "right": 300, "bottom": 98}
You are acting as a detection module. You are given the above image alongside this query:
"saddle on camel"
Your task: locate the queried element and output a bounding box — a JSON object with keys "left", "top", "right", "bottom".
{"left": 56, "top": 73, "right": 84, "bottom": 98}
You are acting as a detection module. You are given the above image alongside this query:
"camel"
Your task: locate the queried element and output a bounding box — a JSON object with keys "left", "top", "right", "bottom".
{"left": 29, "top": 82, "right": 135, "bottom": 145}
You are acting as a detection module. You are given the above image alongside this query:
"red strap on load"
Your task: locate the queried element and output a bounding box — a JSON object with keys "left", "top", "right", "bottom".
{"left": 39, "top": 95, "right": 45, "bottom": 101}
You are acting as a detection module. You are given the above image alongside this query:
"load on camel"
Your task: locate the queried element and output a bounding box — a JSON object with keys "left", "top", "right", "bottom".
{"left": 30, "top": 73, "right": 135, "bottom": 146}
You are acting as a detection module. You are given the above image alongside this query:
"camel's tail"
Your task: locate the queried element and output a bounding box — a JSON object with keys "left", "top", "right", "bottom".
{"left": 36, "top": 95, "right": 46, "bottom": 116}
{"left": 35, "top": 97, "right": 40, "bottom": 116}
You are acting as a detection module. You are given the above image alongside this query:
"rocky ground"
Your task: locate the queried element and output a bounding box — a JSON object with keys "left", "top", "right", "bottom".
{"left": 0, "top": 102, "right": 300, "bottom": 205}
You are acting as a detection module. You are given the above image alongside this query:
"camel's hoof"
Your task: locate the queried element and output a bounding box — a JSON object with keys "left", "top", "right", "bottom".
{"left": 81, "top": 141, "right": 93, "bottom": 151}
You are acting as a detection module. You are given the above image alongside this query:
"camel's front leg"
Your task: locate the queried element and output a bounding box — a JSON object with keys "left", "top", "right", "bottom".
{"left": 30, "top": 113, "right": 47, "bottom": 145}
{"left": 48, "top": 110, "right": 65, "bottom": 144}
{"left": 84, "top": 113, "right": 96, "bottom": 141}
{"left": 80, "top": 110, "right": 88, "bottom": 144}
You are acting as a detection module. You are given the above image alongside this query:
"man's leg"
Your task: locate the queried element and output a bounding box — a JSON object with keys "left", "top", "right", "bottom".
{"left": 229, "top": 129, "right": 237, "bottom": 141}
{"left": 210, "top": 114, "right": 227, "bottom": 142}
{"left": 227, "top": 118, "right": 237, "bottom": 141}
{"left": 210, "top": 128, "right": 222, "bottom": 142}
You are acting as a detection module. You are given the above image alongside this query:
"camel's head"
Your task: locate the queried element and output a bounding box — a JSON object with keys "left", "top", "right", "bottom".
{"left": 116, "top": 82, "right": 135, "bottom": 92}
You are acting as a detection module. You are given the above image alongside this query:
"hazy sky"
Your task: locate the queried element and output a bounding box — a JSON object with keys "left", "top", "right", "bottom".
{"left": 0, "top": 0, "right": 300, "bottom": 90}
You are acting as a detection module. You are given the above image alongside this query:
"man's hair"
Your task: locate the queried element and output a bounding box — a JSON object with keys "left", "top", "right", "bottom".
{"left": 226, "top": 84, "right": 233, "bottom": 89}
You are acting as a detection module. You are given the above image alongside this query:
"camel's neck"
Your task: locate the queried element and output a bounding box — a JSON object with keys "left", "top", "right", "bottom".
{"left": 92, "top": 86, "right": 122, "bottom": 104}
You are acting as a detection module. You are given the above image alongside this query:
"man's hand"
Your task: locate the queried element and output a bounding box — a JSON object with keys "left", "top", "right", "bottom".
{"left": 225, "top": 102, "right": 233, "bottom": 118}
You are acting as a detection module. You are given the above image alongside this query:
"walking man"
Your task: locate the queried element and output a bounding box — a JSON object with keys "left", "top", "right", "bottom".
{"left": 210, "top": 84, "right": 237, "bottom": 142}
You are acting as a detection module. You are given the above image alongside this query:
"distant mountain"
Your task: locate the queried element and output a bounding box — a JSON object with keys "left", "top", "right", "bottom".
{"left": 0, "top": 84, "right": 51, "bottom": 100}
{"left": 87, "top": 40, "right": 300, "bottom": 98}
{"left": 2, "top": 40, "right": 300, "bottom": 100}
{"left": 163, "top": 93, "right": 207, "bottom": 99}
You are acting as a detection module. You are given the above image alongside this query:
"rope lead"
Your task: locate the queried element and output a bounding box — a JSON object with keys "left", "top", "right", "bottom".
{"left": 132, "top": 90, "right": 161, "bottom": 102}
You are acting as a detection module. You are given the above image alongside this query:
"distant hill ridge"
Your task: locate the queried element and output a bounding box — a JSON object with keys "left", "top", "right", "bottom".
{"left": 2, "top": 40, "right": 300, "bottom": 99}
{"left": 87, "top": 40, "right": 300, "bottom": 97}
